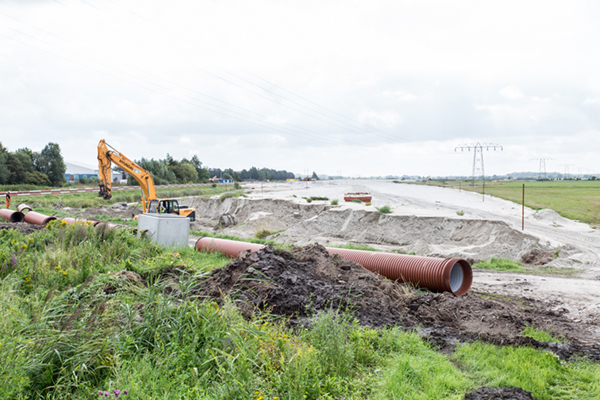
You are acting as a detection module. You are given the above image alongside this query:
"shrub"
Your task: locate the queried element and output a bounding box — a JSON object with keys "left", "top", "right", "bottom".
{"left": 351, "top": 199, "right": 362, "bottom": 203}
{"left": 212, "top": 183, "right": 217, "bottom": 188}
{"left": 330, "top": 199, "right": 339, "bottom": 205}
{"left": 365, "top": 202, "right": 371, "bottom": 206}
{"left": 456, "top": 210, "right": 465, "bottom": 216}
{"left": 233, "top": 182, "right": 241, "bottom": 190}
{"left": 254, "top": 229, "right": 274, "bottom": 239}
{"left": 376, "top": 205, "right": 392, "bottom": 214}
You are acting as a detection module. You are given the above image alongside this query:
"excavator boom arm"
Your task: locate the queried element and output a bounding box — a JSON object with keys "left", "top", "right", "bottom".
{"left": 97, "top": 140, "right": 157, "bottom": 212}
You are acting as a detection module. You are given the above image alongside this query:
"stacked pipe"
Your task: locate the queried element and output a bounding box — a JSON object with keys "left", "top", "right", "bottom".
{"left": 17, "top": 204, "right": 57, "bottom": 226}
{"left": 195, "top": 237, "right": 473, "bottom": 296}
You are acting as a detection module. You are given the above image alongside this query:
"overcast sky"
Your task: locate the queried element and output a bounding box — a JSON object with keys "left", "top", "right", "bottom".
{"left": 1, "top": 0, "right": 599, "bottom": 177}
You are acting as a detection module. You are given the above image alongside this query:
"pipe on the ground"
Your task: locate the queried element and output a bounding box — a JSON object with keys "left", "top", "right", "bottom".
{"left": 194, "top": 237, "right": 473, "bottom": 296}
{"left": 325, "top": 248, "right": 472, "bottom": 297}
{"left": 24, "top": 211, "right": 57, "bottom": 226}
{"left": 0, "top": 209, "right": 25, "bottom": 223}
{"left": 17, "top": 204, "right": 32, "bottom": 213}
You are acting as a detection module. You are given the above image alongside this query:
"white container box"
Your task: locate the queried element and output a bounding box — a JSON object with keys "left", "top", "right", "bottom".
{"left": 137, "top": 214, "right": 190, "bottom": 248}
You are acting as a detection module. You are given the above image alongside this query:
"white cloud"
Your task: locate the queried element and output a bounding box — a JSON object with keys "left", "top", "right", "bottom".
{"left": 499, "top": 86, "right": 524, "bottom": 100}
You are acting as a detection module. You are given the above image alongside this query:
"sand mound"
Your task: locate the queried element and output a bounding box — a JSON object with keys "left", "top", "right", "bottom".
{"left": 189, "top": 198, "right": 544, "bottom": 262}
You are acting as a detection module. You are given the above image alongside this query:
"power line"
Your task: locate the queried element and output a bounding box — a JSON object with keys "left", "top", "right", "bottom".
{"left": 0, "top": 30, "right": 361, "bottom": 148}
{"left": 0, "top": 8, "right": 376, "bottom": 148}
{"left": 76, "top": 0, "right": 406, "bottom": 143}
{"left": 530, "top": 158, "right": 554, "bottom": 181}
{"left": 454, "top": 143, "right": 503, "bottom": 186}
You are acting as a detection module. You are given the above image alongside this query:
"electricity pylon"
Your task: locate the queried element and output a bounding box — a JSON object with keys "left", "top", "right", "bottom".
{"left": 455, "top": 143, "right": 503, "bottom": 186}
{"left": 559, "top": 163, "right": 575, "bottom": 180}
{"left": 530, "top": 158, "right": 555, "bottom": 180}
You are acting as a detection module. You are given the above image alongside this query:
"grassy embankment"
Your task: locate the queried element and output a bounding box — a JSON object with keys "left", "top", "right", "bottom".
{"left": 5, "top": 185, "right": 235, "bottom": 211}
{"left": 1, "top": 223, "right": 600, "bottom": 399}
{"left": 416, "top": 180, "right": 600, "bottom": 225}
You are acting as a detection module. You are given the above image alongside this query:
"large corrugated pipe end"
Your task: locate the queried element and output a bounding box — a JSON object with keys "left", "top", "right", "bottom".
{"left": 0, "top": 209, "right": 25, "bottom": 223}
{"left": 447, "top": 258, "right": 472, "bottom": 297}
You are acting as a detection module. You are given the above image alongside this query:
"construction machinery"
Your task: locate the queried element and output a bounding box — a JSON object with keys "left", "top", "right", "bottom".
{"left": 97, "top": 140, "right": 196, "bottom": 221}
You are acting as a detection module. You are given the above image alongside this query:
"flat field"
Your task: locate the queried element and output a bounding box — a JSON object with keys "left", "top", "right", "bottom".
{"left": 423, "top": 180, "right": 600, "bottom": 225}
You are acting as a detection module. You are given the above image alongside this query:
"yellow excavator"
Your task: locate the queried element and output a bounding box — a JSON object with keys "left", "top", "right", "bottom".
{"left": 97, "top": 140, "right": 196, "bottom": 221}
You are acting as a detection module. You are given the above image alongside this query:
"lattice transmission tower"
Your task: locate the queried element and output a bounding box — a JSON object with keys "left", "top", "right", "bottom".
{"left": 559, "top": 163, "right": 575, "bottom": 180}
{"left": 455, "top": 143, "right": 503, "bottom": 186}
{"left": 530, "top": 158, "right": 554, "bottom": 181}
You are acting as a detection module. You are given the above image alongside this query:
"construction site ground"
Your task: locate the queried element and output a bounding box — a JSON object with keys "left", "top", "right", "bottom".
{"left": 52, "top": 180, "right": 600, "bottom": 342}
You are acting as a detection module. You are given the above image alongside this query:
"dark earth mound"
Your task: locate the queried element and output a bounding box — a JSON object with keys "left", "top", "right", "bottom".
{"left": 198, "top": 244, "right": 412, "bottom": 327}
{"left": 520, "top": 249, "right": 554, "bottom": 265}
{"left": 197, "top": 244, "right": 600, "bottom": 361}
{"left": 464, "top": 386, "right": 537, "bottom": 400}
{"left": 0, "top": 223, "right": 43, "bottom": 235}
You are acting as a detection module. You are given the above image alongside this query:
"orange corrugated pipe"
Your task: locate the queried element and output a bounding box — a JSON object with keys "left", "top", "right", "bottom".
{"left": 195, "top": 237, "right": 472, "bottom": 296}
{"left": 0, "top": 209, "right": 25, "bottom": 223}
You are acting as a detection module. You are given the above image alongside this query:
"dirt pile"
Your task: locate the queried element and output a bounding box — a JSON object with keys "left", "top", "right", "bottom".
{"left": 520, "top": 249, "right": 554, "bottom": 265}
{"left": 197, "top": 245, "right": 600, "bottom": 361}
{"left": 464, "top": 386, "right": 537, "bottom": 400}
{"left": 60, "top": 203, "right": 141, "bottom": 220}
{"left": 406, "top": 292, "right": 600, "bottom": 361}
{"left": 198, "top": 244, "right": 413, "bottom": 327}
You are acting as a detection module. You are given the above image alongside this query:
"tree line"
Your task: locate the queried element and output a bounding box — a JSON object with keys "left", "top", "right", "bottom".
{"left": 126, "top": 154, "right": 295, "bottom": 185}
{"left": 0, "top": 141, "right": 296, "bottom": 188}
{"left": 0, "top": 142, "right": 66, "bottom": 186}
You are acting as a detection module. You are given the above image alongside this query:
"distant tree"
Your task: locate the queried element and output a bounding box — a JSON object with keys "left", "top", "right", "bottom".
{"left": 190, "top": 155, "right": 210, "bottom": 183}
{"left": 170, "top": 161, "right": 198, "bottom": 183}
{"left": 0, "top": 143, "right": 10, "bottom": 184}
{"left": 37, "top": 143, "right": 66, "bottom": 186}
{"left": 311, "top": 171, "right": 319, "bottom": 180}
{"left": 249, "top": 166, "right": 259, "bottom": 180}
{"left": 24, "top": 171, "right": 51, "bottom": 186}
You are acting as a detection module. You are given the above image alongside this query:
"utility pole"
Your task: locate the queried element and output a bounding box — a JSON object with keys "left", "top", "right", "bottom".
{"left": 530, "top": 158, "right": 554, "bottom": 180}
{"left": 454, "top": 143, "right": 503, "bottom": 186}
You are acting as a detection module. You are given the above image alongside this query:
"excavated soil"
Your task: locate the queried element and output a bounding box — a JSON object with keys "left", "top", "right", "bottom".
{"left": 198, "top": 245, "right": 410, "bottom": 327}
{"left": 197, "top": 245, "right": 600, "bottom": 361}
{"left": 0, "top": 223, "right": 43, "bottom": 235}
{"left": 464, "top": 386, "right": 537, "bottom": 400}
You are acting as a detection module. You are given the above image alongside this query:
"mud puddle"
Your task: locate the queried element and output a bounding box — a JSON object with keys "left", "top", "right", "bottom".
{"left": 197, "top": 245, "right": 600, "bottom": 361}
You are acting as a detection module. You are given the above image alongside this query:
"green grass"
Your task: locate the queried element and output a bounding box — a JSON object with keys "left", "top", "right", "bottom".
{"left": 473, "top": 258, "right": 581, "bottom": 276}
{"left": 376, "top": 205, "right": 393, "bottom": 214}
{"left": 418, "top": 180, "right": 600, "bottom": 225}
{"left": 453, "top": 341, "right": 600, "bottom": 400}
{"left": 330, "top": 242, "right": 379, "bottom": 252}
{"left": 9, "top": 185, "right": 234, "bottom": 210}
{"left": 522, "top": 326, "right": 565, "bottom": 343}
{"left": 190, "top": 229, "right": 277, "bottom": 246}
{"left": 219, "top": 189, "right": 243, "bottom": 202}
{"left": 2, "top": 216, "right": 599, "bottom": 399}
{"left": 473, "top": 257, "right": 528, "bottom": 273}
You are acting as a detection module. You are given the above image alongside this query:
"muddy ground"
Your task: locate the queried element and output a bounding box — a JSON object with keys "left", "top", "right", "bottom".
{"left": 196, "top": 245, "right": 600, "bottom": 362}
{"left": 464, "top": 386, "right": 537, "bottom": 400}
{"left": 0, "top": 222, "right": 43, "bottom": 235}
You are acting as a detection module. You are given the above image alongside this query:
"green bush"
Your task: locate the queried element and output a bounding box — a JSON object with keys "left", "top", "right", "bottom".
{"left": 473, "top": 257, "right": 526, "bottom": 273}
{"left": 330, "top": 199, "right": 339, "bottom": 205}
{"left": 376, "top": 205, "right": 393, "bottom": 214}
{"left": 456, "top": 210, "right": 465, "bottom": 216}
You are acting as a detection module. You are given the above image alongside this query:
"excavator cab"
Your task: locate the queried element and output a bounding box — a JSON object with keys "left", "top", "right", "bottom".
{"left": 148, "top": 199, "right": 195, "bottom": 221}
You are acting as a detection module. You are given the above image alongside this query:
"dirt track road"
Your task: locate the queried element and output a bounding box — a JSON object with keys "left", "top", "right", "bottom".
{"left": 249, "top": 180, "right": 600, "bottom": 324}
